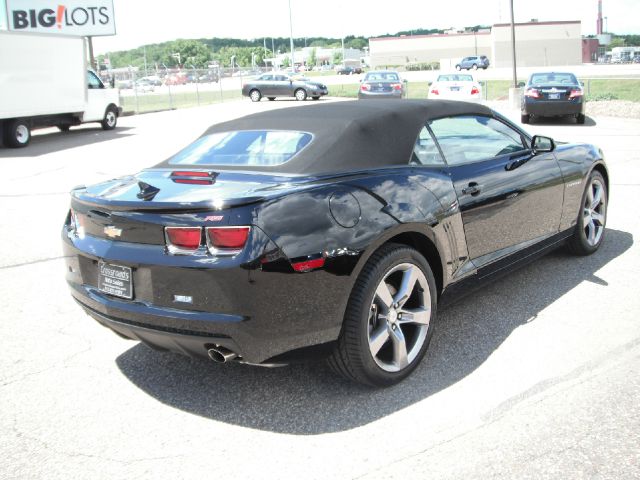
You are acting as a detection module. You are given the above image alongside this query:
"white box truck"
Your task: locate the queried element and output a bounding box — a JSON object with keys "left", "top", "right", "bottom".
{"left": 0, "top": 31, "right": 122, "bottom": 148}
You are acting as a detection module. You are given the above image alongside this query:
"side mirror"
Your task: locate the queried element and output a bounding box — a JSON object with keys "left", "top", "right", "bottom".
{"left": 517, "top": 81, "right": 525, "bottom": 88}
{"left": 531, "top": 135, "right": 555, "bottom": 154}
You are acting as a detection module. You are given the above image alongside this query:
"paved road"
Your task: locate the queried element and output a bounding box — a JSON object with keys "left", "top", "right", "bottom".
{"left": 0, "top": 99, "right": 639, "bottom": 479}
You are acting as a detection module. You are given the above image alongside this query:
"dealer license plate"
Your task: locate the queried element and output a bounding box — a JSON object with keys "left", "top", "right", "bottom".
{"left": 548, "top": 93, "right": 560, "bottom": 100}
{"left": 98, "top": 262, "right": 133, "bottom": 299}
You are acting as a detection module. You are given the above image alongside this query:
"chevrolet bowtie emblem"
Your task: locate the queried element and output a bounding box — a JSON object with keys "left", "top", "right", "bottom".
{"left": 104, "top": 225, "right": 123, "bottom": 238}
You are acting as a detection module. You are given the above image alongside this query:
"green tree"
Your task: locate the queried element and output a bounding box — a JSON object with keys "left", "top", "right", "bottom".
{"left": 333, "top": 51, "right": 343, "bottom": 65}
{"left": 170, "top": 39, "right": 212, "bottom": 67}
{"left": 282, "top": 56, "right": 290, "bottom": 68}
{"left": 308, "top": 48, "right": 317, "bottom": 67}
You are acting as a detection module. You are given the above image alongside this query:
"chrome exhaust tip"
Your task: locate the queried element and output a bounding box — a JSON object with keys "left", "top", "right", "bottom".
{"left": 207, "top": 346, "right": 238, "bottom": 363}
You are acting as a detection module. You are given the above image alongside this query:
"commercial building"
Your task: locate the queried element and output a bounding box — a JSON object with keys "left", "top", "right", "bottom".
{"left": 369, "top": 20, "right": 583, "bottom": 69}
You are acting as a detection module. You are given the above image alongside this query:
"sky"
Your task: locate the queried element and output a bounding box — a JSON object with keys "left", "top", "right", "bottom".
{"left": 1, "top": 0, "right": 639, "bottom": 53}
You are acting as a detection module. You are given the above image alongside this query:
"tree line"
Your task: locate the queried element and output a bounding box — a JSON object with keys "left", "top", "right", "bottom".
{"left": 98, "top": 35, "right": 371, "bottom": 70}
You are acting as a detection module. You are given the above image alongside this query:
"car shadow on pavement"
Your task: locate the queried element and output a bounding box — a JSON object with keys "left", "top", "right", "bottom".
{"left": 530, "top": 116, "right": 597, "bottom": 127}
{"left": 0, "top": 127, "right": 135, "bottom": 158}
{"left": 116, "top": 228, "right": 632, "bottom": 435}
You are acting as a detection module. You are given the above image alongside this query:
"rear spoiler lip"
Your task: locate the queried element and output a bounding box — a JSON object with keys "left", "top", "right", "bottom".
{"left": 70, "top": 190, "right": 266, "bottom": 212}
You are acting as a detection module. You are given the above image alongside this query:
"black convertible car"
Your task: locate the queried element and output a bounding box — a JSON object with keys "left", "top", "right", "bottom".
{"left": 62, "top": 100, "right": 608, "bottom": 387}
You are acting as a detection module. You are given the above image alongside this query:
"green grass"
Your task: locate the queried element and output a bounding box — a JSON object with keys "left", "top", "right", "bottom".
{"left": 583, "top": 79, "right": 640, "bottom": 102}
{"left": 121, "top": 89, "right": 243, "bottom": 113}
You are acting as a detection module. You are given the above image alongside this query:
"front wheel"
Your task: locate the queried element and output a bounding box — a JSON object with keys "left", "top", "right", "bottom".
{"left": 567, "top": 171, "right": 607, "bottom": 255}
{"left": 328, "top": 243, "right": 437, "bottom": 387}
{"left": 455, "top": 65, "right": 461, "bottom": 71}
{"left": 3, "top": 118, "right": 31, "bottom": 148}
{"left": 249, "top": 89, "right": 262, "bottom": 102}
{"left": 101, "top": 106, "right": 118, "bottom": 130}
{"left": 294, "top": 88, "right": 307, "bottom": 101}
{"left": 472, "top": 64, "right": 478, "bottom": 70}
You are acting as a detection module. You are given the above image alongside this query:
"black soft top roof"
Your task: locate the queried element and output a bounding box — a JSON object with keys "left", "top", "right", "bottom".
{"left": 156, "top": 99, "right": 495, "bottom": 175}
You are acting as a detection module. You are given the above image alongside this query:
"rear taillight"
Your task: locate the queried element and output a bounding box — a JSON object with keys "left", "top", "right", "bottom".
{"left": 170, "top": 171, "right": 216, "bottom": 185}
{"left": 569, "top": 89, "right": 583, "bottom": 99}
{"left": 391, "top": 83, "right": 402, "bottom": 91}
{"left": 430, "top": 88, "right": 439, "bottom": 95}
{"left": 525, "top": 88, "right": 541, "bottom": 99}
{"left": 471, "top": 86, "right": 480, "bottom": 95}
{"left": 165, "top": 227, "right": 202, "bottom": 253}
{"left": 360, "top": 83, "right": 371, "bottom": 91}
{"left": 206, "top": 227, "right": 250, "bottom": 255}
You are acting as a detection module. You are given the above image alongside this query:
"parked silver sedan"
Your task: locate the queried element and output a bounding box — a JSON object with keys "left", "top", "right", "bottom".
{"left": 241, "top": 73, "right": 328, "bottom": 102}
{"left": 358, "top": 71, "right": 405, "bottom": 99}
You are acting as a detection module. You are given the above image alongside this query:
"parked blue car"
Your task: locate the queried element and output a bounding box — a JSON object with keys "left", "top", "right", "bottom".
{"left": 455, "top": 55, "right": 490, "bottom": 70}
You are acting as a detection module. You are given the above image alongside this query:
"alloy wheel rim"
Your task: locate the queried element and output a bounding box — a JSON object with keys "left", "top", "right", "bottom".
{"left": 583, "top": 178, "right": 606, "bottom": 246}
{"left": 250, "top": 91, "right": 260, "bottom": 101}
{"left": 296, "top": 90, "right": 305, "bottom": 100}
{"left": 367, "top": 263, "right": 431, "bottom": 373}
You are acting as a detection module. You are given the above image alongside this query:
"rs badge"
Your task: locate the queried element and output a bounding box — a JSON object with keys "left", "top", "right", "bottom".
{"left": 104, "top": 225, "right": 123, "bottom": 238}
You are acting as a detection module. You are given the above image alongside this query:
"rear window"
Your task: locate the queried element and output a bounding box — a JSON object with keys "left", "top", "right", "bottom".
{"left": 168, "top": 130, "right": 313, "bottom": 167}
{"left": 438, "top": 74, "right": 473, "bottom": 82}
{"left": 529, "top": 73, "right": 578, "bottom": 86}
{"left": 365, "top": 72, "right": 399, "bottom": 82}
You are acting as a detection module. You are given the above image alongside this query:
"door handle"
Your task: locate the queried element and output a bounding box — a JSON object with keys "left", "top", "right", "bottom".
{"left": 462, "top": 183, "right": 481, "bottom": 196}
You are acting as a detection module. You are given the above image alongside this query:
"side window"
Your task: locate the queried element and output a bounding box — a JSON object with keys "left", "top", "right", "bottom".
{"left": 411, "top": 126, "right": 444, "bottom": 166}
{"left": 260, "top": 75, "right": 273, "bottom": 81}
{"left": 87, "top": 71, "right": 103, "bottom": 89}
{"left": 429, "top": 115, "right": 526, "bottom": 166}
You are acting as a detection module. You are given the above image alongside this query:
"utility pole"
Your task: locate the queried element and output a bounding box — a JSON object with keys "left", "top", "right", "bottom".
{"left": 288, "top": 0, "right": 295, "bottom": 70}
{"left": 509, "top": 0, "right": 517, "bottom": 88}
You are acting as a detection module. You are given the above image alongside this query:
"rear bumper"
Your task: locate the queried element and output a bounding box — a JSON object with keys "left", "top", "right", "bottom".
{"left": 523, "top": 98, "right": 584, "bottom": 116}
{"left": 62, "top": 230, "right": 349, "bottom": 364}
{"left": 358, "top": 91, "right": 403, "bottom": 99}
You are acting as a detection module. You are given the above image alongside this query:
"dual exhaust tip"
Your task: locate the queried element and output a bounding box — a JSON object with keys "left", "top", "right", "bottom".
{"left": 207, "top": 345, "right": 238, "bottom": 364}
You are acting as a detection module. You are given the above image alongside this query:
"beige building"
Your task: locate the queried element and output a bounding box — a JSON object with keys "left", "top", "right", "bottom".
{"left": 369, "top": 21, "right": 583, "bottom": 69}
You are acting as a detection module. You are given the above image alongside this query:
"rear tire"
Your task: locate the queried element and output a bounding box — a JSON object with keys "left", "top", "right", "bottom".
{"left": 455, "top": 65, "right": 461, "bottom": 71}
{"left": 3, "top": 118, "right": 31, "bottom": 148}
{"left": 101, "top": 106, "right": 118, "bottom": 130}
{"left": 577, "top": 113, "right": 586, "bottom": 124}
{"left": 249, "top": 89, "right": 262, "bottom": 102}
{"left": 328, "top": 243, "right": 437, "bottom": 387}
{"left": 472, "top": 64, "right": 478, "bottom": 70}
{"left": 567, "top": 171, "right": 607, "bottom": 256}
{"left": 521, "top": 113, "right": 530, "bottom": 124}
{"left": 294, "top": 88, "right": 307, "bottom": 101}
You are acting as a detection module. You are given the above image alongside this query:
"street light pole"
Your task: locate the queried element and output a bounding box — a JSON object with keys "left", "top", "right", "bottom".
{"left": 288, "top": 0, "right": 295, "bottom": 70}
{"left": 509, "top": 0, "right": 517, "bottom": 88}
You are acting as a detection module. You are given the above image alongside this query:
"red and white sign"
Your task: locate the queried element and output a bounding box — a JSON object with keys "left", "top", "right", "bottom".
{"left": 5, "top": 0, "right": 116, "bottom": 36}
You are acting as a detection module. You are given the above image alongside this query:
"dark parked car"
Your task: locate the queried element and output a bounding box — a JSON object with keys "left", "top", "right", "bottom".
{"left": 521, "top": 72, "right": 585, "bottom": 124}
{"left": 241, "top": 73, "right": 328, "bottom": 101}
{"left": 337, "top": 66, "right": 363, "bottom": 75}
{"left": 359, "top": 70, "right": 405, "bottom": 99}
{"left": 62, "top": 100, "right": 608, "bottom": 387}
{"left": 455, "top": 55, "right": 490, "bottom": 70}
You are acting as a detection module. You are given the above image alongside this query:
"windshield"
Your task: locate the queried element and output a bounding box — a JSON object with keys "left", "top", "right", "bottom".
{"left": 529, "top": 73, "right": 578, "bottom": 86}
{"left": 364, "top": 72, "right": 400, "bottom": 82}
{"left": 437, "top": 74, "right": 473, "bottom": 82}
{"left": 168, "top": 130, "right": 313, "bottom": 167}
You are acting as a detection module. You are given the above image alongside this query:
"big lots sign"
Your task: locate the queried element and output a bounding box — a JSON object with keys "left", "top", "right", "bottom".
{"left": 5, "top": 0, "right": 115, "bottom": 36}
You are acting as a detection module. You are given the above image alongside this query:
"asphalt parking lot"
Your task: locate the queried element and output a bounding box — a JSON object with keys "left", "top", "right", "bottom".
{"left": 1, "top": 98, "right": 639, "bottom": 479}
